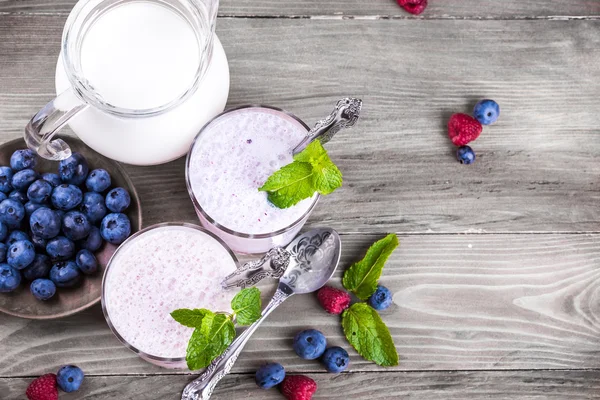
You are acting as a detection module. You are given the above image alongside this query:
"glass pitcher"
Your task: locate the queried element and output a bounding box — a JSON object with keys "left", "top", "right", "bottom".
{"left": 24, "top": 0, "right": 229, "bottom": 166}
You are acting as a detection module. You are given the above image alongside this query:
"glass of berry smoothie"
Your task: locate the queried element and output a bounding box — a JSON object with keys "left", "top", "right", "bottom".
{"left": 101, "top": 222, "right": 238, "bottom": 368}
{"left": 186, "top": 106, "right": 319, "bottom": 254}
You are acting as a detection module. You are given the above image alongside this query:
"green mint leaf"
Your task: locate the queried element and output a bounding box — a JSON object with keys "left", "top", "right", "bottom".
{"left": 342, "top": 233, "right": 399, "bottom": 300}
{"left": 231, "top": 287, "right": 262, "bottom": 326}
{"left": 186, "top": 312, "right": 236, "bottom": 370}
{"left": 171, "top": 308, "right": 211, "bottom": 328}
{"left": 342, "top": 303, "right": 398, "bottom": 367}
{"left": 259, "top": 161, "right": 315, "bottom": 208}
{"left": 259, "top": 141, "right": 342, "bottom": 209}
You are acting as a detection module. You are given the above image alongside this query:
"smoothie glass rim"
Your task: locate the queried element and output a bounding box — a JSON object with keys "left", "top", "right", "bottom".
{"left": 101, "top": 222, "right": 240, "bottom": 364}
{"left": 185, "top": 104, "right": 321, "bottom": 240}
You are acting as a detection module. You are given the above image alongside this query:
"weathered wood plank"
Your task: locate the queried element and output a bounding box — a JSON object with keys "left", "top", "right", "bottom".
{"left": 0, "top": 16, "right": 599, "bottom": 233}
{"left": 2, "top": 234, "right": 600, "bottom": 375}
{"left": 3, "top": 370, "right": 600, "bottom": 399}
{"left": 0, "top": 0, "right": 599, "bottom": 18}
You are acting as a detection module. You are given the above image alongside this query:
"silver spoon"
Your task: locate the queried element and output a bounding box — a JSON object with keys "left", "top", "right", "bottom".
{"left": 181, "top": 228, "right": 342, "bottom": 400}
{"left": 292, "top": 97, "right": 362, "bottom": 155}
{"left": 221, "top": 228, "right": 338, "bottom": 289}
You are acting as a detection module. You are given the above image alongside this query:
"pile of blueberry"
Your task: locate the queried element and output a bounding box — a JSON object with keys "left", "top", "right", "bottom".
{"left": 0, "top": 149, "right": 132, "bottom": 301}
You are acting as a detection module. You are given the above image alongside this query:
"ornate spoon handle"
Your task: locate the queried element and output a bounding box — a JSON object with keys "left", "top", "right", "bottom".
{"left": 221, "top": 247, "right": 290, "bottom": 289}
{"left": 181, "top": 284, "right": 294, "bottom": 400}
{"left": 292, "top": 97, "right": 362, "bottom": 155}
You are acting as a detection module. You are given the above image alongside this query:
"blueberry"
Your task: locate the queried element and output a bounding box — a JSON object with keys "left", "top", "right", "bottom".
{"left": 62, "top": 211, "right": 91, "bottom": 241}
{"left": 80, "top": 192, "right": 107, "bottom": 224}
{"left": 79, "top": 226, "right": 103, "bottom": 252}
{"left": 30, "top": 207, "right": 62, "bottom": 239}
{"left": 22, "top": 254, "right": 51, "bottom": 280}
{"left": 56, "top": 365, "right": 84, "bottom": 393}
{"left": 24, "top": 201, "right": 46, "bottom": 217}
{"left": 456, "top": 146, "right": 476, "bottom": 165}
{"left": 100, "top": 213, "right": 131, "bottom": 244}
{"left": 11, "top": 169, "right": 38, "bottom": 192}
{"left": 51, "top": 184, "right": 83, "bottom": 211}
{"left": 293, "top": 329, "right": 327, "bottom": 360}
{"left": 7, "top": 240, "right": 35, "bottom": 270}
{"left": 0, "top": 263, "right": 21, "bottom": 292}
{"left": 41, "top": 172, "right": 61, "bottom": 187}
{"left": 86, "top": 169, "right": 111, "bottom": 193}
{"left": 7, "top": 230, "right": 29, "bottom": 246}
{"left": 30, "top": 278, "right": 56, "bottom": 301}
{"left": 30, "top": 234, "right": 47, "bottom": 252}
{"left": 46, "top": 236, "right": 75, "bottom": 262}
{"left": 0, "top": 199, "right": 25, "bottom": 229}
{"left": 255, "top": 363, "right": 285, "bottom": 389}
{"left": 473, "top": 99, "right": 500, "bottom": 125}
{"left": 8, "top": 190, "right": 27, "bottom": 204}
{"left": 367, "top": 285, "right": 393, "bottom": 311}
{"left": 0, "top": 243, "right": 6, "bottom": 263}
{"left": 27, "top": 179, "right": 53, "bottom": 204}
{"left": 0, "top": 166, "right": 13, "bottom": 193}
{"left": 59, "top": 153, "right": 89, "bottom": 186}
{"left": 0, "top": 222, "right": 7, "bottom": 242}
{"left": 50, "top": 260, "right": 81, "bottom": 287}
{"left": 10, "top": 149, "right": 37, "bottom": 171}
{"left": 75, "top": 249, "right": 98, "bottom": 275}
{"left": 105, "top": 188, "right": 130, "bottom": 213}
{"left": 321, "top": 346, "right": 349, "bottom": 373}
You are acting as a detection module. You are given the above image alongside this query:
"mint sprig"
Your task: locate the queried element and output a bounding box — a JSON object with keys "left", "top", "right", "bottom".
{"left": 259, "top": 140, "right": 342, "bottom": 208}
{"left": 231, "top": 287, "right": 261, "bottom": 326}
{"left": 171, "top": 287, "right": 262, "bottom": 370}
{"left": 342, "top": 303, "right": 398, "bottom": 366}
{"left": 336, "top": 234, "right": 400, "bottom": 367}
{"left": 342, "top": 233, "right": 399, "bottom": 300}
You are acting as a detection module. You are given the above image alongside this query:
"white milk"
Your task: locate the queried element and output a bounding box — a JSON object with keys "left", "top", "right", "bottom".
{"left": 188, "top": 108, "right": 317, "bottom": 236}
{"left": 55, "top": 1, "right": 230, "bottom": 165}
{"left": 103, "top": 225, "right": 237, "bottom": 361}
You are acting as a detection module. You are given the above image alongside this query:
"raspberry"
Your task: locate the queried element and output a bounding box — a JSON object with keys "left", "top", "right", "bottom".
{"left": 397, "top": 0, "right": 428, "bottom": 15}
{"left": 448, "top": 113, "right": 483, "bottom": 146}
{"left": 281, "top": 375, "right": 317, "bottom": 400}
{"left": 26, "top": 374, "right": 58, "bottom": 400}
{"left": 317, "top": 286, "right": 351, "bottom": 315}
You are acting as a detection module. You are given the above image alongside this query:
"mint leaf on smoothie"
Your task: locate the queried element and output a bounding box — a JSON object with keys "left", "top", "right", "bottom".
{"left": 186, "top": 311, "right": 236, "bottom": 370}
{"left": 341, "top": 303, "right": 399, "bottom": 367}
{"left": 259, "top": 141, "right": 342, "bottom": 208}
{"left": 342, "top": 233, "right": 399, "bottom": 300}
{"left": 231, "top": 287, "right": 262, "bottom": 326}
{"left": 170, "top": 308, "right": 211, "bottom": 328}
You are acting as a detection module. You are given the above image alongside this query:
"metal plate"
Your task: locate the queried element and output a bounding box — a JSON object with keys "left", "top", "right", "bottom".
{"left": 0, "top": 137, "right": 142, "bottom": 319}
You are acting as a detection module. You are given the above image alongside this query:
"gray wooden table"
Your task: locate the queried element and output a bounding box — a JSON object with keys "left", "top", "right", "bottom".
{"left": 1, "top": 1, "right": 600, "bottom": 398}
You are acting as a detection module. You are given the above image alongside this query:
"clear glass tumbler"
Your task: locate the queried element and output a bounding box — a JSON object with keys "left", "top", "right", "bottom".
{"left": 186, "top": 106, "right": 320, "bottom": 255}
{"left": 25, "top": 0, "right": 229, "bottom": 165}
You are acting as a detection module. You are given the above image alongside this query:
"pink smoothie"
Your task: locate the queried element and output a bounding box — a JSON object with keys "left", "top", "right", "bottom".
{"left": 102, "top": 225, "right": 238, "bottom": 361}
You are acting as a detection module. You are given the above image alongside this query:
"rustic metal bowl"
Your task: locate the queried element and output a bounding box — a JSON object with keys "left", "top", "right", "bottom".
{"left": 0, "top": 137, "right": 141, "bottom": 319}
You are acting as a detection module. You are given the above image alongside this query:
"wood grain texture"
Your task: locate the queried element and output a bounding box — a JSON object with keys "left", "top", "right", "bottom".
{"left": 0, "top": 16, "right": 599, "bottom": 232}
{"left": 2, "top": 234, "right": 600, "bottom": 376}
{"left": 3, "top": 370, "right": 600, "bottom": 399}
{"left": 0, "top": 0, "right": 599, "bottom": 18}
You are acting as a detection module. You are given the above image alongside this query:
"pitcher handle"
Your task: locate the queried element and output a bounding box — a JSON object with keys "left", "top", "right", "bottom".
{"left": 24, "top": 89, "right": 89, "bottom": 160}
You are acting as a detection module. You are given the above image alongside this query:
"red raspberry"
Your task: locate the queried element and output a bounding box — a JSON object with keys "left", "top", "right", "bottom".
{"left": 397, "top": 0, "right": 428, "bottom": 15}
{"left": 26, "top": 374, "right": 58, "bottom": 400}
{"left": 448, "top": 113, "right": 483, "bottom": 146}
{"left": 281, "top": 375, "right": 317, "bottom": 400}
{"left": 317, "top": 286, "right": 351, "bottom": 315}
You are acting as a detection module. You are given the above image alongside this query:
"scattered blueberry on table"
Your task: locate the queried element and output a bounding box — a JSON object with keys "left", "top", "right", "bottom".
{"left": 473, "top": 99, "right": 500, "bottom": 125}
{"left": 293, "top": 329, "right": 327, "bottom": 360}
{"left": 56, "top": 365, "right": 85, "bottom": 393}
{"left": 255, "top": 362, "right": 286, "bottom": 389}
{"left": 456, "top": 146, "right": 476, "bottom": 165}
{"left": 368, "top": 285, "right": 393, "bottom": 311}
{"left": 0, "top": 149, "right": 133, "bottom": 300}
{"left": 321, "top": 346, "right": 350, "bottom": 373}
